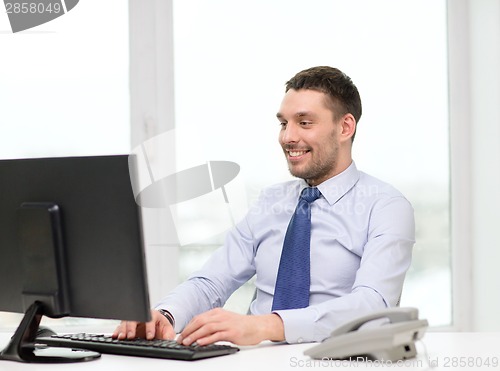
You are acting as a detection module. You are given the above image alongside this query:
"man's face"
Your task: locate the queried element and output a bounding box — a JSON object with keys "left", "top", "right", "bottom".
{"left": 277, "top": 89, "right": 342, "bottom": 186}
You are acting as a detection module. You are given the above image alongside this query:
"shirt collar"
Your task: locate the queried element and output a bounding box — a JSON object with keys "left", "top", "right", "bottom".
{"left": 298, "top": 161, "right": 360, "bottom": 206}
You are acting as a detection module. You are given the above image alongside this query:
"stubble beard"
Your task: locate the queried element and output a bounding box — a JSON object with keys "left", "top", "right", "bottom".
{"left": 287, "top": 142, "right": 339, "bottom": 184}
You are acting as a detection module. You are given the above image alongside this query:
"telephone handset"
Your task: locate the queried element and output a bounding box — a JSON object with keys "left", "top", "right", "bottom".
{"left": 304, "top": 307, "right": 428, "bottom": 362}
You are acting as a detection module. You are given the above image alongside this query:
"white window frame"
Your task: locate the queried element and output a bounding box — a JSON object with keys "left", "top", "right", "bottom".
{"left": 129, "top": 0, "right": 180, "bottom": 306}
{"left": 447, "top": 0, "right": 473, "bottom": 332}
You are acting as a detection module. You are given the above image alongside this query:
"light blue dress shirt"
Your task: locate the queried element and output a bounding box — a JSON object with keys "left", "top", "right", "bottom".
{"left": 156, "top": 162, "right": 415, "bottom": 343}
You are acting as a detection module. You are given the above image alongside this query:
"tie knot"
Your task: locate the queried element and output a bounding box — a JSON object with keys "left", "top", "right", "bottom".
{"left": 300, "top": 187, "right": 321, "bottom": 203}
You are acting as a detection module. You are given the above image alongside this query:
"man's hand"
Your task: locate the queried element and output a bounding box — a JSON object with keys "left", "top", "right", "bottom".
{"left": 112, "top": 309, "right": 175, "bottom": 340}
{"left": 177, "top": 308, "right": 285, "bottom": 346}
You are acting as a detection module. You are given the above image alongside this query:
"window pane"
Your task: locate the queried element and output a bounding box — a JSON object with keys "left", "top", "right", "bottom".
{"left": 0, "top": 0, "right": 129, "bottom": 329}
{"left": 0, "top": 1, "right": 129, "bottom": 160}
{"left": 172, "top": 0, "right": 450, "bottom": 325}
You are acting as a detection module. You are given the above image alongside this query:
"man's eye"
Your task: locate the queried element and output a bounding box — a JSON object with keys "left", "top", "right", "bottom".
{"left": 279, "top": 122, "right": 287, "bottom": 128}
{"left": 300, "top": 121, "right": 312, "bottom": 126}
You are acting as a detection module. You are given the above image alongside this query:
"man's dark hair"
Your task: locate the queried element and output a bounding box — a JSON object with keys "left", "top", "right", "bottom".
{"left": 285, "top": 66, "right": 362, "bottom": 141}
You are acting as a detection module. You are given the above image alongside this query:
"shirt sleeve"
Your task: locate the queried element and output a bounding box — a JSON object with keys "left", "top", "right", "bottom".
{"left": 274, "top": 195, "right": 415, "bottom": 343}
{"left": 154, "top": 212, "right": 257, "bottom": 333}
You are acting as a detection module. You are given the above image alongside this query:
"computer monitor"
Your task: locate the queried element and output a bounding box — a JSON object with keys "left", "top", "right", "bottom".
{"left": 0, "top": 155, "right": 151, "bottom": 363}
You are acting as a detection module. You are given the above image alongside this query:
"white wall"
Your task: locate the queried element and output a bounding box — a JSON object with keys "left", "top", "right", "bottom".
{"left": 468, "top": 0, "right": 500, "bottom": 331}
{"left": 449, "top": 0, "right": 500, "bottom": 331}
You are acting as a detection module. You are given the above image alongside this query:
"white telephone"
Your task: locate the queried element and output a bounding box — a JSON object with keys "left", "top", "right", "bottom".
{"left": 304, "top": 307, "right": 428, "bottom": 362}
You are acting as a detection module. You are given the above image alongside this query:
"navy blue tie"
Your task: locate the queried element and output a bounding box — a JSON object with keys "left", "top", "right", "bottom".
{"left": 272, "top": 187, "right": 321, "bottom": 311}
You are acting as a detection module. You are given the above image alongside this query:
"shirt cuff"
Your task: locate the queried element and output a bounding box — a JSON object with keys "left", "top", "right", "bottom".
{"left": 273, "top": 308, "right": 317, "bottom": 344}
{"left": 154, "top": 305, "right": 185, "bottom": 333}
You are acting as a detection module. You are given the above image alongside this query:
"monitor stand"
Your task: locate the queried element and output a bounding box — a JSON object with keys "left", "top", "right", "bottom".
{"left": 0, "top": 301, "right": 100, "bottom": 363}
{"left": 1, "top": 202, "right": 100, "bottom": 363}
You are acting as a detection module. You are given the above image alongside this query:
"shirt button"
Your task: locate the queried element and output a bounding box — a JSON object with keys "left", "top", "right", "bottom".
{"left": 297, "top": 338, "right": 304, "bottom": 343}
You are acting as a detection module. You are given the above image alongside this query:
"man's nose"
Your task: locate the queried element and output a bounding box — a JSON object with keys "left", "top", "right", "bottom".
{"left": 281, "top": 123, "right": 299, "bottom": 143}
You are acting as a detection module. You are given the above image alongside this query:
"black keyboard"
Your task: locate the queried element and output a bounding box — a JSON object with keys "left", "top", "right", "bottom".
{"left": 37, "top": 333, "right": 239, "bottom": 361}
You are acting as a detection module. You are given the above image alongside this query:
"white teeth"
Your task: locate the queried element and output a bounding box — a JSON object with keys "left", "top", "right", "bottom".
{"left": 289, "top": 151, "right": 307, "bottom": 157}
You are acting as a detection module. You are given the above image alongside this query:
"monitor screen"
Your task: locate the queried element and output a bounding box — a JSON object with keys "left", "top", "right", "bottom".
{"left": 0, "top": 155, "right": 151, "bottom": 362}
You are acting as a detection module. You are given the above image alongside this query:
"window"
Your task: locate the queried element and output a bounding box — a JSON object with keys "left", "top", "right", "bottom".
{"left": 0, "top": 0, "right": 453, "bottom": 330}
{"left": 0, "top": 0, "right": 129, "bottom": 329}
{"left": 0, "top": 1, "right": 129, "bottom": 160}
{"left": 172, "top": 0, "right": 451, "bottom": 325}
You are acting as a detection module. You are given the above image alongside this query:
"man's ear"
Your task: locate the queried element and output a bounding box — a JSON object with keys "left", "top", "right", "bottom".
{"left": 339, "top": 113, "right": 356, "bottom": 142}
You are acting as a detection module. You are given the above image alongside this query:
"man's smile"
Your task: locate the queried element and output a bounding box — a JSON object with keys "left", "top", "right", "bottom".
{"left": 286, "top": 148, "right": 311, "bottom": 160}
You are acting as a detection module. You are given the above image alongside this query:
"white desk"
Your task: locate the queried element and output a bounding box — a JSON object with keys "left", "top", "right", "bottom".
{"left": 0, "top": 332, "right": 499, "bottom": 371}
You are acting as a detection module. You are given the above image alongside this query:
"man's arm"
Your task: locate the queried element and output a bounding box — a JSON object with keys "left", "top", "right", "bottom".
{"left": 154, "top": 198, "right": 263, "bottom": 333}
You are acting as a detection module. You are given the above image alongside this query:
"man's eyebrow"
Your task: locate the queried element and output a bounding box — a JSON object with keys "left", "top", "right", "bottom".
{"left": 276, "top": 111, "right": 316, "bottom": 120}
{"left": 296, "top": 111, "right": 314, "bottom": 118}
{"left": 276, "top": 111, "right": 315, "bottom": 119}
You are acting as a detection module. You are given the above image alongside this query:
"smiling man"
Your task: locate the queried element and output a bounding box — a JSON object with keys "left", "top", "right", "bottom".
{"left": 114, "top": 66, "right": 415, "bottom": 347}
{"left": 277, "top": 88, "right": 355, "bottom": 186}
